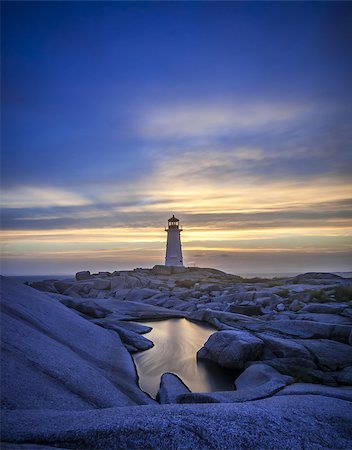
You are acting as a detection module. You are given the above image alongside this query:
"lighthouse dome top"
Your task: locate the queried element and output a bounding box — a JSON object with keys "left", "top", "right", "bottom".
{"left": 168, "top": 215, "right": 179, "bottom": 222}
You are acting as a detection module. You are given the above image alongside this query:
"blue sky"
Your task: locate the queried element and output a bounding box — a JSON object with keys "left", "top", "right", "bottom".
{"left": 1, "top": 1, "right": 352, "bottom": 275}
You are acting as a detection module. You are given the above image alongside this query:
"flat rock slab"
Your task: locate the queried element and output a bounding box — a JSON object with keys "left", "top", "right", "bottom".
{"left": 301, "top": 303, "right": 349, "bottom": 314}
{"left": 277, "top": 383, "right": 352, "bottom": 402}
{"left": 296, "top": 312, "right": 351, "bottom": 325}
{"left": 302, "top": 339, "right": 352, "bottom": 371}
{"left": 103, "top": 324, "right": 154, "bottom": 353}
{"left": 108, "top": 320, "right": 152, "bottom": 334}
{"left": 2, "top": 395, "right": 352, "bottom": 449}
{"left": 108, "top": 299, "right": 186, "bottom": 320}
{"left": 66, "top": 297, "right": 185, "bottom": 321}
{"left": 244, "top": 319, "right": 352, "bottom": 343}
{"left": 235, "top": 363, "right": 293, "bottom": 390}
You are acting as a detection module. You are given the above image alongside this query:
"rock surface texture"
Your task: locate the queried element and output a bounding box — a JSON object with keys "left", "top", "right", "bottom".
{"left": 157, "top": 372, "right": 191, "bottom": 404}
{"left": 2, "top": 396, "right": 351, "bottom": 449}
{"left": 197, "top": 329, "right": 264, "bottom": 369}
{"left": 0, "top": 277, "right": 153, "bottom": 410}
{"left": 2, "top": 268, "right": 352, "bottom": 448}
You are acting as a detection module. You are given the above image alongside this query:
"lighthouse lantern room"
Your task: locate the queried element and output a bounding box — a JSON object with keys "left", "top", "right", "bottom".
{"left": 165, "top": 215, "right": 184, "bottom": 266}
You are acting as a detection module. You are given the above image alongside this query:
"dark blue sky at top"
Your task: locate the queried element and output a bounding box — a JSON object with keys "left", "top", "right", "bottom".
{"left": 2, "top": 1, "right": 352, "bottom": 191}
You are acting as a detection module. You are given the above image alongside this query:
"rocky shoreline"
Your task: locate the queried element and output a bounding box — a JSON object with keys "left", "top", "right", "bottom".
{"left": 1, "top": 267, "right": 352, "bottom": 448}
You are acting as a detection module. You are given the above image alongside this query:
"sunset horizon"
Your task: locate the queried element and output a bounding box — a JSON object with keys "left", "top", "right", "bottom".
{"left": 2, "top": 1, "right": 351, "bottom": 275}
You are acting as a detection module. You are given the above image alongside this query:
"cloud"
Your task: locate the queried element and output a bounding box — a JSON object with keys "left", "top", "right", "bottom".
{"left": 1, "top": 186, "right": 91, "bottom": 208}
{"left": 138, "top": 101, "right": 311, "bottom": 140}
{"left": 2, "top": 180, "right": 352, "bottom": 232}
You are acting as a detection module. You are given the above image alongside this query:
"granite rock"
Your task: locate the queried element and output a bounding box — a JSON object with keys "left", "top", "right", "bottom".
{"left": 75, "top": 271, "right": 91, "bottom": 281}
{"left": 2, "top": 396, "right": 352, "bottom": 449}
{"left": 197, "top": 330, "right": 264, "bottom": 369}
{"left": 157, "top": 372, "right": 191, "bottom": 404}
{"left": 0, "top": 277, "right": 154, "bottom": 410}
{"left": 302, "top": 339, "right": 352, "bottom": 371}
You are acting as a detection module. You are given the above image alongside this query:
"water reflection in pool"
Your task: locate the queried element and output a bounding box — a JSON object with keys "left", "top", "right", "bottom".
{"left": 132, "top": 318, "right": 237, "bottom": 398}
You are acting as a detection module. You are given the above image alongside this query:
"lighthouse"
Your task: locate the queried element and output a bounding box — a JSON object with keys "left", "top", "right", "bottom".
{"left": 165, "top": 215, "right": 184, "bottom": 266}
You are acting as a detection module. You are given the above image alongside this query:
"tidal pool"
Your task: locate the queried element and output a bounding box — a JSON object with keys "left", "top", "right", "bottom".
{"left": 132, "top": 318, "right": 237, "bottom": 398}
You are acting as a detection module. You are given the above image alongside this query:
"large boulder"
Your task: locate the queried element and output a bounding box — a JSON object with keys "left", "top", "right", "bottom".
{"left": 157, "top": 373, "right": 191, "bottom": 404}
{"left": 197, "top": 330, "right": 264, "bottom": 369}
{"left": 97, "top": 271, "right": 111, "bottom": 278}
{"left": 75, "top": 271, "right": 91, "bottom": 281}
{"left": 235, "top": 363, "right": 293, "bottom": 392}
{"left": 0, "top": 277, "right": 153, "bottom": 410}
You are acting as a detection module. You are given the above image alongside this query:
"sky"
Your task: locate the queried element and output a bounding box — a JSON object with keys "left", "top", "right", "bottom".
{"left": 1, "top": 1, "right": 352, "bottom": 276}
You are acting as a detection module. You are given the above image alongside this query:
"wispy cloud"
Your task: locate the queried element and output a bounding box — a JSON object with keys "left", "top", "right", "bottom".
{"left": 138, "top": 101, "right": 311, "bottom": 140}
{"left": 1, "top": 186, "right": 91, "bottom": 208}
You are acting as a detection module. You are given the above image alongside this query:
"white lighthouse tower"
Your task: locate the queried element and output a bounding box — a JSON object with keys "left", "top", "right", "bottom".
{"left": 165, "top": 215, "right": 184, "bottom": 267}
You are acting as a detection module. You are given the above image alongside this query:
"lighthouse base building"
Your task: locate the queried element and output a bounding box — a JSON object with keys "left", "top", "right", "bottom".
{"left": 165, "top": 215, "right": 183, "bottom": 267}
